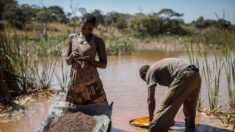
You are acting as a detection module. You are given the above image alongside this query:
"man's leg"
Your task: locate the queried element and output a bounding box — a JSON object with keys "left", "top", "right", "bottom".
{"left": 183, "top": 73, "right": 201, "bottom": 128}
{"left": 148, "top": 71, "right": 199, "bottom": 132}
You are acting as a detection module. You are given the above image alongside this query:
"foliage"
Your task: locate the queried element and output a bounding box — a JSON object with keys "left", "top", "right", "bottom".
{"left": 91, "top": 9, "right": 105, "bottom": 26}
{"left": 47, "top": 6, "right": 68, "bottom": 23}
{"left": 106, "top": 37, "right": 134, "bottom": 55}
{"left": 0, "top": 0, "right": 17, "bottom": 20}
{"left": 192, "top": 16, "right": 232, "bottom": 29}
{"left": 104, "top": 12, "right": 130, "bottom": 29}
{"left": 128, "top": 15, "right": 186, "bottom": 36}
{"left": 0, "top": 31, "right": 66, "bottom": 105}
{"left": 1, "top": 1, "right": 68, "bottom": 29}
{"left": 156, "top": 8, "right": 184, "bottom": 18}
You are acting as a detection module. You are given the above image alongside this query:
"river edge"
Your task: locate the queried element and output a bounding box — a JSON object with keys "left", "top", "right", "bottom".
{"left": 0, "top": 91, "right": 234, "bottom": 132}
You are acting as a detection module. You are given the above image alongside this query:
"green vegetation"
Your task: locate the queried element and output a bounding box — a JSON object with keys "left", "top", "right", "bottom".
{"left": 106, "top": 37, "right": 134, "bottom": 55}
{"left": 0, "top": 32, "right": 64, "bottom": 105}
{"left": 186, "top": 31, "right": 234, "bottom": 128}
{"left": 55, "top": 61, "right": 69, "bottom": 91}
{"left": 1, "top": 0, "right": 234, "bottom": 47}
{"left": 203, "top": 54, "right": 223, "bottom": 110}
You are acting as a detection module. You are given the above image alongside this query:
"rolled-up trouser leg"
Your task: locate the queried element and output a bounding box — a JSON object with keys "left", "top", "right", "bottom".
{"left": 148, "top": 70, "right": 200, "bottom": 132}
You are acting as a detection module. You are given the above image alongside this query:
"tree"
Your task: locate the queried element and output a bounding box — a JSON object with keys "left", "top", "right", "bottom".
{"left": 128, "top": 15, "right": 186, "bottom": 37}
{"left": 91, "top": 9, "right": 104, "bottom": 26}
{"left": 48, "top": 6, "right": 68, "bottom": 23}
{"left": 104, "top": 12, "right": 129, "bottom": 29}
{"left": 3, "top": 4, "right": 27, "bottom": 29}
{"left": 78, "top": 7, "right": 87, "bottom": 16}
{"left": 36, "top": 7, "right": 52, "bottom": 40}
{"left": 0, "top": 0, "right": 17, "bottom": 20}
{"left": 157, "top": 8, "right": 184, "bottom": 18}
{"left": 69, "top": 0, "right": 82, "bottom": 32}
{"left": 2, "top": 2, "right": 37, "bottom": 29}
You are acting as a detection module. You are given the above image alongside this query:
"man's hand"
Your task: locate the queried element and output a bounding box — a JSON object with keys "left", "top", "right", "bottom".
{"left": 148, "top": 98, "right": 155, "bottom": 122}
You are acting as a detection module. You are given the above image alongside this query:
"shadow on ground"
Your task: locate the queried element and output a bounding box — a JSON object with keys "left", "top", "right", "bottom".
{"left": 111, "top": 128, "right": 130, "bottom": 132}
{"left": 171, "top": 121, "right": 233, "bottom": 132}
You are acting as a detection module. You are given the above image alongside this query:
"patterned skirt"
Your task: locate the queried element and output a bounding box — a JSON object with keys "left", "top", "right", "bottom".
{"left": 65, "top": 78, "right": 108, "bottom": 105}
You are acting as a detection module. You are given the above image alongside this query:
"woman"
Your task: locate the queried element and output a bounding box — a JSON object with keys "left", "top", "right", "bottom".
{"left": 65, "top": 13, "right": 108, "bottom": 105}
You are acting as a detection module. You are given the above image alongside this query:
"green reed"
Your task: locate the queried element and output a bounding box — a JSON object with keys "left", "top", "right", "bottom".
{"left": 34, "top": 56, "right": 57, "bottom": 89}
{"left": 186, "top": 42, "right": 224, "bottom": 111}
{"left": 1, "top": 30, "right": 63, "bottom": 93}
{"left": 224, "top": 47, "right": 235, "bottom": 109}
{"left": 0, "top": 31, "right": 21, "bottom": 99}
{"left": 2, "top": 32, "right": 39, "bottom": 93}
{"left": 55, "top": 60, "right": 69, "bottom": 91}
{"left": 203, "top": 54, "right": 223, "bottom": 110}
{"left": 186, "top": 43, "right": 203, "bottom": 110}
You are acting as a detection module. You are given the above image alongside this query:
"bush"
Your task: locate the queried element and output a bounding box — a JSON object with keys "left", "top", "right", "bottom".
{"left": 193, "top": 16, "right": 232, "bottom": 30}
{"left": 106, "top": 37, "right": 134, "bottom": 55}
{"left": 128, "top": 16, "right": 186, "bottom": 37}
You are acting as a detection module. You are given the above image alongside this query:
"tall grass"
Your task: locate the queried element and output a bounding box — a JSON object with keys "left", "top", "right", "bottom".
{"left": 186, "top": 43, "right": 223, "bottom": 111}
{"left": 186, "top": 26, "right": 235, "bottom": 113}
{"left": 1, "top": 32, "right": 37, "bottom": 94}
{"left": 186, "top": 43, "right": 203, "bottom": 110}
{"left": 34, "top": 57, "right": 57, "bottom": 89}
{"left": 55, "top": 61, "right": 69, "bottom": 91}
{"left": 0, "top": 32, "right": 21, "bottom": 104}
{"left": 224, "top": 48, "right": 235, "bottom": 109}
{"left": 1, "top": 31, "right": 61, "bottom": 96}
{"left": 202, "top": 54, "right": 223, "bottom": 110}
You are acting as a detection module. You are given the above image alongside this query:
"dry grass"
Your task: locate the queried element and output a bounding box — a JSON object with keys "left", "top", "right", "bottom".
{"left": 200, "top": 107, "right": 235, "bottom": 131}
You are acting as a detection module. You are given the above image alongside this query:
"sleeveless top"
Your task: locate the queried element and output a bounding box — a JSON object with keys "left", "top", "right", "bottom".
{"left": 70, "top": 33, "right": 99, "bottom": 85}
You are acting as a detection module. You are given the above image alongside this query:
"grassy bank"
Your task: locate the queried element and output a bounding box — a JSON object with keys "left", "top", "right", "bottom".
{"left": 186, "top": 42, "right": 235, "bottom": 130}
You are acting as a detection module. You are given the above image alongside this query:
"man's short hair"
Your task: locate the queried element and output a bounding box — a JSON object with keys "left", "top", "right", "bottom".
{"left": 81, "top": 13, "right": 96, "bottom": 27}
{"left": 139, "top": 65, "right": 150, "bottom": 81}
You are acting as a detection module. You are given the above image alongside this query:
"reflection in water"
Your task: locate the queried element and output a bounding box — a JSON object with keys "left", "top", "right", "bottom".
{"left": 0, "top": 51, "right": 232, "bottom": 132}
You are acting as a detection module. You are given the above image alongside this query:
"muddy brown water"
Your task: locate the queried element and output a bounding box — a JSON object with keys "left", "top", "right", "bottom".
{"left": 0, "top": 50, "right": 233, "bottom": 132}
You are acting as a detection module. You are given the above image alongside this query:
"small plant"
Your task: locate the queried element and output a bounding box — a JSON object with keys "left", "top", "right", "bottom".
{"left": 35, "top": 57, "right": 57, "bottom": 89}
{"left": 55, "top": 60, "right": 69, "bottom": 91}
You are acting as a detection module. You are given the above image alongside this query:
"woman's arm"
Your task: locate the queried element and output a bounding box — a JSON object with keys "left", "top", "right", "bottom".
{"left": 65, "top": 34, "right": 74, "bottom": 65}
{"left": 79, "top": 38, "right": 107, "bottom": 68}
{"left": 94, "top": 38, "right": 107, "bottom": 68}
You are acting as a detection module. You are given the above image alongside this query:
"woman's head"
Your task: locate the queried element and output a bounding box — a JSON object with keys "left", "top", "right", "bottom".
{"left": 139, "top": 65, "right": 150, "bottom": 81}
{"left": 81, "top": 13, "right": 96, "bottom": 36}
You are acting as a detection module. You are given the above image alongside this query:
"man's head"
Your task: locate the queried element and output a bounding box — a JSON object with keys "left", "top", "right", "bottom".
{"left": 139, "top": 65, "right": 150, "bottom": 81}
{"left": 81, "top": 13, "right": 96, "bottom": 36}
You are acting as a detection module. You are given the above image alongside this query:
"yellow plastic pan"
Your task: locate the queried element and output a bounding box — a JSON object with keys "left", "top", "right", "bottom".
{"left": 129, "top": 116, "right": 150, "bottom": 128}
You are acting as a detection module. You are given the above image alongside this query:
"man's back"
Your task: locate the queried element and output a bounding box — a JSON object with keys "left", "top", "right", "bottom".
{"left": 146, "top": 58, "right": 190, "bottom": 87}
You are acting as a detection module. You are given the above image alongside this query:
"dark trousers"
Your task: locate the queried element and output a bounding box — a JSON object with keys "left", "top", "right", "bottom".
{"left": 148, "top": 67, "right": 201, "bottom": 132}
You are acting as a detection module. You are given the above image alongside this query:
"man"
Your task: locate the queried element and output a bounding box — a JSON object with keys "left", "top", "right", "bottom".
{"left": 139, "top": 58, "right": 201, "bottom": 132}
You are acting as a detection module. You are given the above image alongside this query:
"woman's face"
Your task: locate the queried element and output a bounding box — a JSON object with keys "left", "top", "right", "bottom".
{"left": 81, "top": 22, "right": 94, "bottom": 36}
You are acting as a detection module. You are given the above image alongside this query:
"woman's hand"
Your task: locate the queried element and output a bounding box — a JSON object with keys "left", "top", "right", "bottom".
{"left": 71, "top": 51, "right": 80, "bottom": 59}
{"left": 74, "top": 56, "right": 95, "bottom": 65}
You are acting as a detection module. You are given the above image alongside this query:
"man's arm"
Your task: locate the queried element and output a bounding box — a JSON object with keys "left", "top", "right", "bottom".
{"left": 148, "top": 85, "right": 156, "bottom": 122}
